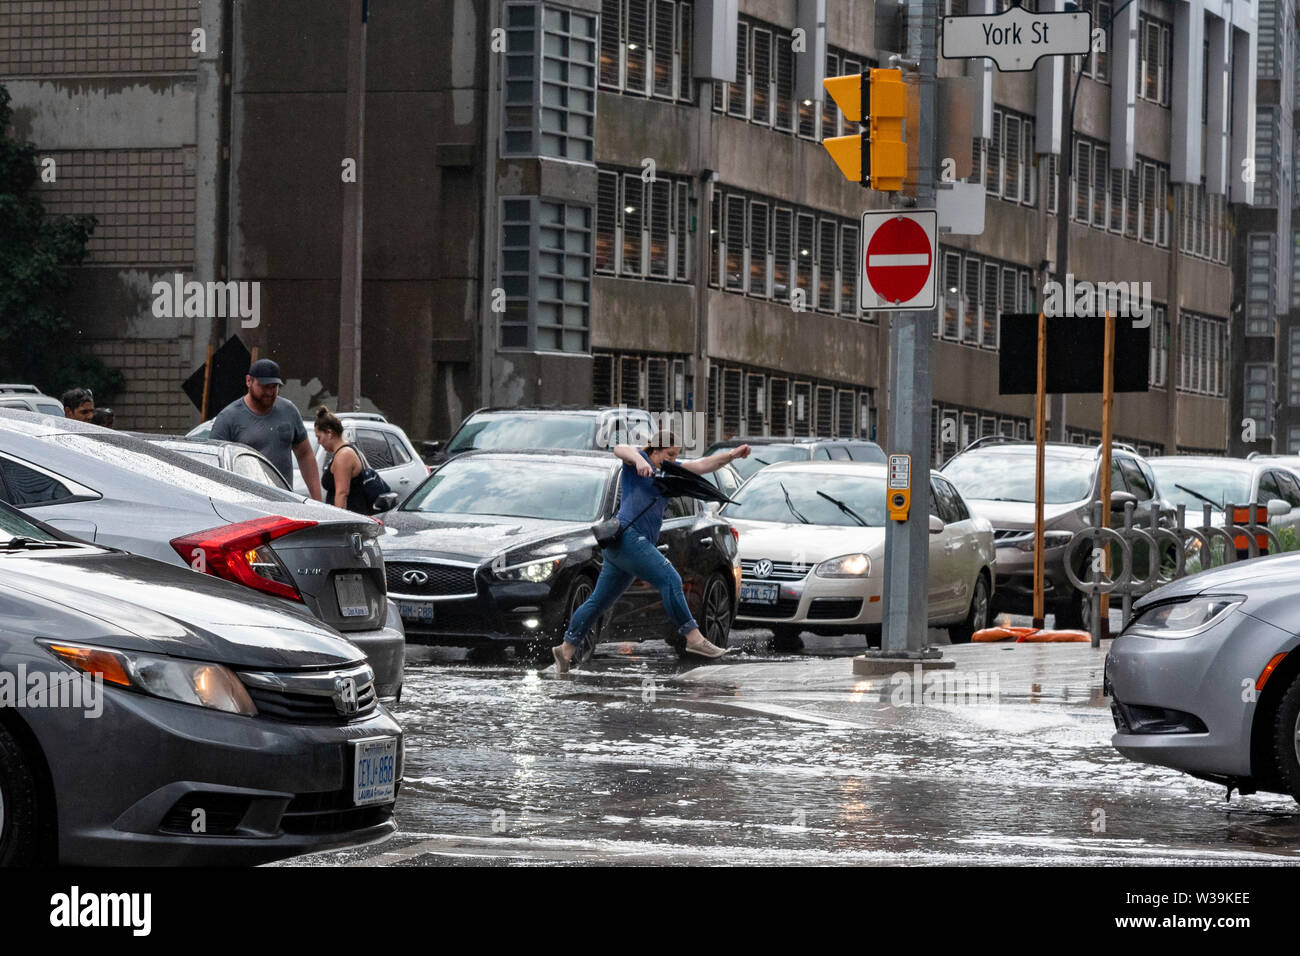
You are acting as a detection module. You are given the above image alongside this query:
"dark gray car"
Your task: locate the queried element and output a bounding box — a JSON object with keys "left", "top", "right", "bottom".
{"left": 0, "top": 410, "right": 403, "bottom": 699}
{"left": 0, "top": 502, "right": 402, "bottom": 865}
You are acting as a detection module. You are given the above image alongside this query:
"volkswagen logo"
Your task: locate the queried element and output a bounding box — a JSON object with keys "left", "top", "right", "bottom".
{"left": 754, "top": 559, "right": 773, "bottom": 579}
{"left": 401, "top": 569, "right": 430, "bottom": 586}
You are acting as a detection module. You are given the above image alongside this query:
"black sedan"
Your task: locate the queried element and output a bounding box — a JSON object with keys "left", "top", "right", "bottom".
{"left": 378, "top": 450, "right": 741, "bottom": 658}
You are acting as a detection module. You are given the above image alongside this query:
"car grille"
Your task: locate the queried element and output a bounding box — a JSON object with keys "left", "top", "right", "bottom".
{"left": 386, "top": 561, "right": 477, "bottom": 597}
{"left": 238, "top": 664, "right": 377, "bottom": 722}
{"left": 281, "top": 790, "right": 394, "bottom": 835}
{"left": 738, "top": 597, "right": 801, "bottom": 619}
{"left": 740, "top": 559, "right": 811, "bottom": 581}
{"left": 807, "top": 597, "right": 864, "bottom": 620}
{"left": 993, "top": 529, "right": 1028, "bottom": 541}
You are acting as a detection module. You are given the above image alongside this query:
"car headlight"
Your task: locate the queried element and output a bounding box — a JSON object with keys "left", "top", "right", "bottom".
{"left": 1126, "top": 596, "right": 1244, "bottom": 638}
{"left": 1015, "top": 530, "right": 1073, "bottom": 552}
{"left": 815, "top": 553, "right": 871, "bottom": 577}
{"left": 38, "top": 640, "right": 257, "bottom": 715}
{"left": 495, "top": 557, "right": 564, "bottom": 583}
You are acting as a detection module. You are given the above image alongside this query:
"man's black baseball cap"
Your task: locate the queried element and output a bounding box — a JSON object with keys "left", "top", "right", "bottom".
{"left": 248, "top": 358, "right": 284, "bottom": 385}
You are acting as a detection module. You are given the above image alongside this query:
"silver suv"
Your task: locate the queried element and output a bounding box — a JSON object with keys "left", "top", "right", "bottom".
{"left": 940, "top": 437, "right": 1171, "bottom": 630}
{"left": 0, "top": 384, "right": 64, "bottom": 417}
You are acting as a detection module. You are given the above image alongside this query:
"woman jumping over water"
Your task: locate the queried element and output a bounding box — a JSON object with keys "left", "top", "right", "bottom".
{"left": 552, "top": 430, "right": 750, "bottom": 673}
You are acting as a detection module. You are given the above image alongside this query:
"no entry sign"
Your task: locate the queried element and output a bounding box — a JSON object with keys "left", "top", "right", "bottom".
{"left": 860, "top": 210, "right": 937, "bottom": 311}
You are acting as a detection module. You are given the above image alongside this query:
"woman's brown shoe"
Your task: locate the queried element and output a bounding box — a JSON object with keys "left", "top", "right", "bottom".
{"left": 684, "top": 638, "right": 727, "bottom": 659}
{"left": 551, "top": 645, "right": 571, "bottom": 674}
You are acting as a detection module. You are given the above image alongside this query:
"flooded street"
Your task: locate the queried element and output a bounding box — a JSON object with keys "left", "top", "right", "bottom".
{"left": 290, "top": 632, "right": 1300, "bottom": 867}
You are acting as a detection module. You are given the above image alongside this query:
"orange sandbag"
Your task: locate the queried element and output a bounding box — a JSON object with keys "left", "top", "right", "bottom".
{"left": 1016, "top": 629, "right": 1091, "bottom": 642}
{"left": 972, "top": 626, "right": 1039, "bottom": 642}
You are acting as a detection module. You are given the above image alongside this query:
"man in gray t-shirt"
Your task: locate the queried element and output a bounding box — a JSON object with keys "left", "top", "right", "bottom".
{"left": 210, "top": 358, "right": 322, "bottom": 500}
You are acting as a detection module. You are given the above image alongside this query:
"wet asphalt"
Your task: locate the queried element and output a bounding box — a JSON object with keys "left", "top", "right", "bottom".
{"left": 282, "top": 626, "right": 1300, "bottom": 866}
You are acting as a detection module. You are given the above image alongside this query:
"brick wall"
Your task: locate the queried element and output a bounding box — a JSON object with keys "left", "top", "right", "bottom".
{"left": 0, "top": 0, "right": 199, "bottom": 75}
{"left": 90, "top": 338, "right": 196, "bottom": 432}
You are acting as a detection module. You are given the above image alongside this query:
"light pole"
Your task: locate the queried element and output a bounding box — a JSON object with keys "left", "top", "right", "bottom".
{"left": 338, "top": 0, "right": 369, "bottom": 412}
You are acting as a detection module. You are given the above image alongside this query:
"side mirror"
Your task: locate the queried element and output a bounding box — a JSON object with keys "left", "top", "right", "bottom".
{"left": 420, "top": 440, "right": 442, "bottom": 456}
{"left": 929, "top": 514, "right": 945, "bottom": 534}
{"left": 1267, "top": 498, "right": 1291, "bottom": 517}
{"left": 372, "top": 492, "right": 398, "bottom": 514}
{"left": 1110, "top": 490, "right": 1138, "bottom": 512}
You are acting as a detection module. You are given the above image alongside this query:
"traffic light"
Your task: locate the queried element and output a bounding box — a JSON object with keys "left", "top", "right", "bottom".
{"left": 822, "top": 68, "right": 908, "bottom": 192}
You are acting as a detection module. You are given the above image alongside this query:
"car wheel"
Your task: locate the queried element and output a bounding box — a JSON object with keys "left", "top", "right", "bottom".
{"left": 949, "top": 572, "right": 991, "bottom": 644}
{"left": 674, "top": 573, "right": 732, "bottom": 657}
{"left": 1271, "top": 672, "right": 1300, "bottom": 804}
{"left": 524, "top": 574, "right": 597, "bottom": 665}
{"left": 771, "top": 626, "right": 804, "bottom": 652}
{"left": 0, "top": 723, "right": 40, "bottom": 866}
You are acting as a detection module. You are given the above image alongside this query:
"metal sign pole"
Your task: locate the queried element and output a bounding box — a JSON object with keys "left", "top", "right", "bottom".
{"left": 1097, "top": 309, "right": 1116, "bottom": 645}
{"left": 1033, "top": 310, "right": 1047, "bottom": 628}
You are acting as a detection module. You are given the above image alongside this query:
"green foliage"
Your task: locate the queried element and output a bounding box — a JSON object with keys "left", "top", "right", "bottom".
{"left": 1277, "top": 526, "right": 1299, "bottom": 553}
{"left": 0, "top": 84, "right": 120, "bottom": 401}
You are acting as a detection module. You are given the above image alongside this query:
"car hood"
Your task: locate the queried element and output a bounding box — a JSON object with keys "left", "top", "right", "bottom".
{"left": 962, "top": 498, "right": 1088, "bottom": 529}
{"left": 1, "top": 549, "right": 364, "bottom": 669}
{"left": 727, "top": 517, "right": 886, "bottom": 562}
{"left": 379, "top": 510, "right": 588, "bottom": 562}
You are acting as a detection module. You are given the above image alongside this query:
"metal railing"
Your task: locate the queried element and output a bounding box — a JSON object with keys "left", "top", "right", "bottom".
{"left": 1062, "top": 500, "right": 1285, "bottom": 646}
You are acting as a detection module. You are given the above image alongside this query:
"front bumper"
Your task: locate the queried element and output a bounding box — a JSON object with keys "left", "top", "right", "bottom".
{"left": 991, "top": 541, "right": 1074, "bottom": 611}
{"left": 1106, "top": 608, "right": 1294, "bottom": 782}
{"left": 336, "top": 611, "right": 405, "bottom": 699}
{"left": 393, "top": 577, "right": 571, "bottom": 645}
{"left": 734, "top": 573, "right": 876, "bottom": 629}
{"left": 23, "top": 678, "right": 404, "bottom": 866}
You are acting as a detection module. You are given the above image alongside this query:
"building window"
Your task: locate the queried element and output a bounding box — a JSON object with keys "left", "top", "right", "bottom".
{"left": 1138, "top": 15, "right": 1171, "bottom": 106}
{"left": 503, "top": 4, "right": 597, "bottom": 161}
{"left": 1245, "top": 364, "right": 1276, "bottom": 439}
{"left": 1079, "top": 0, "right": 1110, "bottom": 82}
{"left": 600, "top": 0, "right": 693, "bottom": 102}
{"left": 1254, "top": 106, "right": 1279, "bottom": 207}
{"left": 1180, "top": 182, "right": 1229, "bottom": 265}
{"left": 972, "top": 108, "right": 1035, "bottom": 206}
{"left": 1176, "top": 311, "right": 1227, "bottom": 397}
{"left": 1149, "top": 304, "right": 1168, "bottom": 388}
{"left": 705, "top": 362, "right": 875, "bottom": 443}
{"left": 1289, "top": 327, "right": 1300, "bottom": 407}
{"left": 935, "top": 246, "right": 1031, "bottom": 352}
{"left": 1247, "top": 234, "right": 1277, "bottom": 337}
{"left": 499, "top": 198, "right": 592, "bottom": 352}
{"left": 1259, "top": 0, "right": 1279, "bottom": 78}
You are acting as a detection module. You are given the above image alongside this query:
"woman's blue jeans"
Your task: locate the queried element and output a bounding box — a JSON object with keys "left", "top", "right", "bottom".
{"left": 563, "top": 527, "right": 699, "bottom": 648}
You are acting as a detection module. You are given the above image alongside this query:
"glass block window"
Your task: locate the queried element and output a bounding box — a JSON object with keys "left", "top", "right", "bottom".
{"left": 1247, "top": 234, "right": 1277, "bottom": 337}
{"left": 499, "top": 198, "right": 592, "bottom": 352}
{"left": 503, "top": 3, "right": 597, "bottom": 161}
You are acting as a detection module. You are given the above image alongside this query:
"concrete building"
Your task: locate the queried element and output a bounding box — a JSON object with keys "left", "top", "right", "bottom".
{"left": 0, "top": 0, "right": 1259, "bottom": 458}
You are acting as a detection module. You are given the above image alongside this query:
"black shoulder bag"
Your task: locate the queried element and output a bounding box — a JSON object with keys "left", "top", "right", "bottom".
{"left": 591, "top": 495, "right": 661, "bottom": 549}
{"left": 340, "top": 442, "right": 392, "bottom": 511}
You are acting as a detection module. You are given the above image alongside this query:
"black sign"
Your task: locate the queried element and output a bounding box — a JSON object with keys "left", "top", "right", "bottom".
{"left": 998, "top": 314, "right": 1150, "bottom": 395}
{"left": 182, "top": 335, "right": 252, "bottom": 415}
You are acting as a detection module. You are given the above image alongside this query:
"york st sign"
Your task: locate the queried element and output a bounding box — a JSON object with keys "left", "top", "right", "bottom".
{"left": 942, "top": 6, "right": 1091, "bottom": 71}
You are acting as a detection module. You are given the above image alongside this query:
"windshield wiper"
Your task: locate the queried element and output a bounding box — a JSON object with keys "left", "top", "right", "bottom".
{"left": 816, "top": 490, "right": 867, "bottom": 526}
{"left": 2, "top": 536, "right": 71, "bottom": 550}
{"left": 753, "top": 455, "right": 771, "bottom": 466}
{"left": 780, "top": 482, "right": 810, "bottom": 524}
{"left": 1173, "top": 483, "right": 1222, "bottom": 511}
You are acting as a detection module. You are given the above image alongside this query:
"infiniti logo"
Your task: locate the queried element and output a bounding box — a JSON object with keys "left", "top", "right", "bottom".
{"left": 401, "top": 569, "right": 430, "bottom": 586}
{"left": 754, "top": 559, "right": 773, "bottom": 579}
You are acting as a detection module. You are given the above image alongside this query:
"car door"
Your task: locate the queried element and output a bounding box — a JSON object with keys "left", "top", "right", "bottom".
{"left": 926, "top": 480, "right": 964, "bottom": 620}
{"left": 381, "top": 430, "right": 428, "bottom": 502}
{"left": 656, "top": 495, "right": 705, "bottom": 637}
{"left": 1117, "top": 457, "right": 1157, "bottom": 526}
{"left": 1260, "top": 469, "right": 1300, "bottom": 535}
{"left": 350, "top": 425, "right": 396, "bottom": 485}
{"left": 933, "top": 475, "right": 982, "bottom": 618}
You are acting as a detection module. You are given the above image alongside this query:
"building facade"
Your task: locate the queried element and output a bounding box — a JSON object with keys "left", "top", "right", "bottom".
{"left": 0, "top": 0, "right": 1262, "bottom": 458}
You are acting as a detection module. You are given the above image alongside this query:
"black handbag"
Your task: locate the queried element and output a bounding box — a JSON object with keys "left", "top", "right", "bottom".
{"left": 592, "top": 496, "right": 660, "bottom": 549}
{"left": 341, "top": 443, "right": 392, "bottom": 511}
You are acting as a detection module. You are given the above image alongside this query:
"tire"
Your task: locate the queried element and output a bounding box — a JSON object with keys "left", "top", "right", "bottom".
{"left": 675, "top": 573, "right": 732, "bottom": 657}
{"left": 949, "top": 571, "right": 991, "bottom": 644}
{"left": 1270, "top": 672, "right": 1300, "bottom": 804}
{"left": 0, "top": 722, "right": 41, "bottom": 866}
{"left": 771, "top": 626, "right": 804, "bottom": 652}
{"left": 524, "top": 574, "right": 597, "bottom": 664}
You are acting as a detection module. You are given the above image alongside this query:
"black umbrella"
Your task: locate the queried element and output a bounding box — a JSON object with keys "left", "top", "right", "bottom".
{"left": 653, "top": 460, "right": 737, "bottom": 505}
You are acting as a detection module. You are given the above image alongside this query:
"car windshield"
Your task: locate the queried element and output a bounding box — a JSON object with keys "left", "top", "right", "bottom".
{"left": 729, "top": 445, "right": 808, "bottom": 480}
{"left": 1147, "top": 463, "right": 1251, "bottom": 513}
{"left": 721, "top": 471, "right": 887, "bottom": 527}
{"left": 403, "top": 458, "right": 609, "bottom": 522}
{"left": 0, "top": 505, "right": 55, "bottom": 542}
{"left": 942, "top": 452, "right": 1094, "bottom": 504}
{"left": 444, "top": 414, "right": 595, "bottom": 455}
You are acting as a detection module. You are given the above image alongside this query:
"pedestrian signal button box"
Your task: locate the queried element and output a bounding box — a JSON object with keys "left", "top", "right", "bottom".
{"left": 887, "top": 454, "right": 911, "bottom": 521}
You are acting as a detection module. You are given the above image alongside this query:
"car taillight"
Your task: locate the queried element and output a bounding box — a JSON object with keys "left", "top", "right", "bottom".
{"left": 171, "top": 516, "right": 316, "bottom": 602}
{"left": 731, "top": 527, "right": 740, "bottom": 545}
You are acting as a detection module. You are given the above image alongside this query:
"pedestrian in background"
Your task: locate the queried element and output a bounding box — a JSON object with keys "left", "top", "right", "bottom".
{"left": 91, "top": 407, "right": 114, "bottom": 428}
{"left": 61, "top": 387, "right": 94, "bottom": 421}
{"left": 210, "top": 358, "right": 322, "bottom": 500}
{"left": 314, "top": 407, "right": 369, "bottom": 514}
{"left": 552, "top": 430, "right": 751, "bottom": 673}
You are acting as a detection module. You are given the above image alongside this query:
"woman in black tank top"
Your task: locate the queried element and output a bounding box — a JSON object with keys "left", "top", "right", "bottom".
{"left": 314, "top": 407, "right": 370, "bottom": 514}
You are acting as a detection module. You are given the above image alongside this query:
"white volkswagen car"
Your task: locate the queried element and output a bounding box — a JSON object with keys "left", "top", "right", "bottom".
{"left": 719, "top": 461, "right": 995, "bottom": 649}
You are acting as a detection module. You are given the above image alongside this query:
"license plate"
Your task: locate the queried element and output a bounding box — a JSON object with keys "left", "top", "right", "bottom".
{"left": 334, "top": 573, "right": 369, "bottom": 618}
{"left": 741, "top": 581, "right": 779, "bottom": 604}
{"left": 397, "top": 600, "right": 434, "bottom": 623}
{"left": 352, "top": 736, "right": 398, "bottom": 807}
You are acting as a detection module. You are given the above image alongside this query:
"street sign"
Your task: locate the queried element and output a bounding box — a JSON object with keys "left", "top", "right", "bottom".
{"left": 997, "top": 314, "right": 1149, "bottom": 394}
{"left": 861, "top": 210, "right": 937, "bottom": 311}
{"left": 941, "top": 7, "right": 1090, "bottom": 71}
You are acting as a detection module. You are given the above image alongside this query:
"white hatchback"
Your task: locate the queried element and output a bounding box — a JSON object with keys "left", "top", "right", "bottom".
{"left": 719, "top": 460, "right": 995, "bottom": 648}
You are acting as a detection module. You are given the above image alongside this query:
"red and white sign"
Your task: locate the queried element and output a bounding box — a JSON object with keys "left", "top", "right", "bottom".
{"left": 860, "top": 210, "right": 938, "bottom": 311}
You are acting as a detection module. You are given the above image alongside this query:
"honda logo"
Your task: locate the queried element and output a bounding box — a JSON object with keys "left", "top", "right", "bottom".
{"left": 754, "top": 559, "right": 773, "bottom": 579}
{"left": 401, "top": 569, "right": 429, "bottom": 586}
{"left": 334, "top": 677, "right": 359, "bottom": 716}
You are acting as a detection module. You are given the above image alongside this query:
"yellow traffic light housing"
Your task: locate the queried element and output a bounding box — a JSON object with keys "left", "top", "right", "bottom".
{"left": 822, "top": 68, "right": 907, "bottom": 192}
